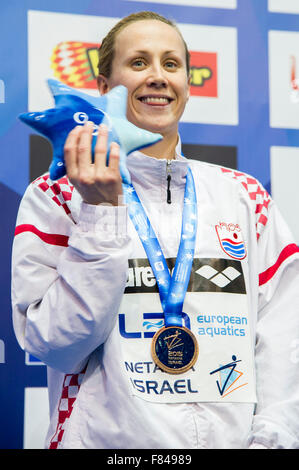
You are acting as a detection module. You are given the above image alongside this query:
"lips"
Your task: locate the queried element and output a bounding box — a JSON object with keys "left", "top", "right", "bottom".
{"left": 137, "top": 94, "right": 174, "bottom": 105}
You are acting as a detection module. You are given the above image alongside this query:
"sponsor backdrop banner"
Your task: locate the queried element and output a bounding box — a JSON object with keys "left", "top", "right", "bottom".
{"left": 0, "top": 0, "right": 298, "bottom": 449}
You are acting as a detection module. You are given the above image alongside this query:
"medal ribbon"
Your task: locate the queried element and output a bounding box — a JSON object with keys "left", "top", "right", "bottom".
{"left": 123, "top": 167, "right": 197, "bottom": 328}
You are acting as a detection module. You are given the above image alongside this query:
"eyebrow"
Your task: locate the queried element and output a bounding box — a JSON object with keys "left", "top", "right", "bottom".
{"left": 130, "top": 50, "right": 179, "bottom": 56}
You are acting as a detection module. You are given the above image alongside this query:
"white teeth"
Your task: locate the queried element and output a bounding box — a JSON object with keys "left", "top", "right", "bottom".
{"left": 140, "top": 97, "right": 169, "bottom": 104}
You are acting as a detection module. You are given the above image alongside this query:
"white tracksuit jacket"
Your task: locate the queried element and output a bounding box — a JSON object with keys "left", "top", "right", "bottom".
{"left": 12, "top": 148, "right": 299, "bottom": 449}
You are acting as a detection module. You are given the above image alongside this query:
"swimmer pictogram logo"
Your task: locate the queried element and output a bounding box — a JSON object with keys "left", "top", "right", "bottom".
{"left": 210, "top": 355, "right": 248, "bottom": 398}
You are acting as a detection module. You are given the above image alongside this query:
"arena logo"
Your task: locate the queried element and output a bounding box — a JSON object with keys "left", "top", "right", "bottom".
{"left": 51, "top": 41, "right": 217, "bottom": 97}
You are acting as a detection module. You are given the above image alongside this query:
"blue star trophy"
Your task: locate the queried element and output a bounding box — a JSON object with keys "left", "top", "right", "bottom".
{"left": 19, "top": 78, "right": 163, "bottom": 183}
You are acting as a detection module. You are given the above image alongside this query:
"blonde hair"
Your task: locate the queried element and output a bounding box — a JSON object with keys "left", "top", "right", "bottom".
{"left": 97, "top": 11, "right": 190, "bottom": 78}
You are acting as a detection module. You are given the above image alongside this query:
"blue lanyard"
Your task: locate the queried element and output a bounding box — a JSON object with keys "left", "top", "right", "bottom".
{"left": 123, "top": 167, "right": 197, "bottom": 327}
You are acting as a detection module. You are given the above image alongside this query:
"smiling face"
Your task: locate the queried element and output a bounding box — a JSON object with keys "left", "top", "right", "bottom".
{"left": 98, "top": 20, "right": 190, "bottom": 143}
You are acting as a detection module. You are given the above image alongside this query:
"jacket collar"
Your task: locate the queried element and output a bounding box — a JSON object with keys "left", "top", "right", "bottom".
{"left": 126, "top": 135, "right": 189, "bottom": 189}
{"left": 71, "top": 135, "right": 189, "bottom": 220}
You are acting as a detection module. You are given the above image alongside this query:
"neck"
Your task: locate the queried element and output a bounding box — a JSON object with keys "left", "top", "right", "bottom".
{"left": 141, "top": 132, "right": 178, "bottom": 160}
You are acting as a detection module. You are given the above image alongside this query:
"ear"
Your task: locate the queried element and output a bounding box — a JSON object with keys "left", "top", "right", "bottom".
{"left": 97, "top": 74, "right": 110, "bottom": 95}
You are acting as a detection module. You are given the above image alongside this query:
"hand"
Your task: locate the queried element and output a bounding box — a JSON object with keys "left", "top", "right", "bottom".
{"left": 64, "top": 121, "right": 124, "bottom": 206}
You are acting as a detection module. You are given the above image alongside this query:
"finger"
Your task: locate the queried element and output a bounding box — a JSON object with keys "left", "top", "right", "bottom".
{"left": 108, "top": 142, "right": 120, "bottom": 172}
{"left": 64, "top": 125, "right": 82, "bottom": 178}
{"left": 77, "top": 121, "right": 94, "bottom": 172}
{"left": 94, "top": 123, "right": 109, "bottom": 170}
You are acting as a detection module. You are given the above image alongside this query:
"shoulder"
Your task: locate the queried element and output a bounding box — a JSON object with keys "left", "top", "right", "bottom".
{"left": 189, "top": 159, "right": 271, "bottom": 203}
{"left": 188, "top": 159, "right": 272, "bottom": 240}
{"left": 31, "top": 172, "right": 74, "bottom": 219}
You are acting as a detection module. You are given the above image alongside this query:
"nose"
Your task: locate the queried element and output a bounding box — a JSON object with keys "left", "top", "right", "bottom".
{"left": 146, "top": 62, "right": 168, "bottom": 88}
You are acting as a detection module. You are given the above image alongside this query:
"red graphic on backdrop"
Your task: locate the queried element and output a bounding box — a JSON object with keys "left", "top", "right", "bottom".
{"left": 189, "top": 51, "right": 218, "bottom": 97}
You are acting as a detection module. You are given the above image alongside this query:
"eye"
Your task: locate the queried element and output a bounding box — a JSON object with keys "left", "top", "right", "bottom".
{"left": 131, "top": 58, "right": 146, "bottom": 69}
{"left": 164, "top": 60, "right": 178, "bottom": 70}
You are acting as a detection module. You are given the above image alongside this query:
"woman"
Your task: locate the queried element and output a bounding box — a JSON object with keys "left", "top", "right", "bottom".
{"left": 12, "top": 11, "right": 299, "bottom": 449}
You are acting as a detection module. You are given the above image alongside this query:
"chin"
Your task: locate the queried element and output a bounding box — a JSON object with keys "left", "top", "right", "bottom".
{"left": 135, "top": 119, "right": 174, "bottom": 136}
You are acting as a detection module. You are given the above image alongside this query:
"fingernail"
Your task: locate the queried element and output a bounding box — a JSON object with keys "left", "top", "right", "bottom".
{"left": 99, "top": 123, "right": 108, "bottom": 132}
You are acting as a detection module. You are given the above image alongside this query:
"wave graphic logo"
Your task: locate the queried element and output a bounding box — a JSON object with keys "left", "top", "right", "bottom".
{"left": 143, "top": 320, "right": 164, "bottom": 331}
{"left": 215, "top": 223, "right": 246, "bottom": 260}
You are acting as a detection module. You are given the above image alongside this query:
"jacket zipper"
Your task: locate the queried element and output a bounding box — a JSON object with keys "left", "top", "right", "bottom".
{"left": 166, "top": 160, "right": 172, "bottom": 204}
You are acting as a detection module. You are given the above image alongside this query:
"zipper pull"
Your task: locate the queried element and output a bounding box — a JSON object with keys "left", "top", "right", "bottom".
{"left": 166, "top": 160, "right": 172, "bottom": 204}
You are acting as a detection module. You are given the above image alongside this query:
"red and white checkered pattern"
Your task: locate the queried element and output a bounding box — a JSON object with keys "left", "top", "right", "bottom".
{"left": 220, "top": 168, "right": 271, "bottom": 240}
{"left": 34, "top": 174, "right": 74, "bottom": 219}
{"left": 49, "top": 368, "right": 86, "bottom": 449}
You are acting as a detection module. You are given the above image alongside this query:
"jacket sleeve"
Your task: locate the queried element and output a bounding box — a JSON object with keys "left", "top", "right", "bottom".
{"left": 248, "top": 199, "right": 299, "bottom": 449}
{"left": 11, "top": 176, "right": 130, "bottom": 374}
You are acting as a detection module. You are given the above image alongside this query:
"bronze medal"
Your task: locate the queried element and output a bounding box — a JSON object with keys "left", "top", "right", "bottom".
{"left": 151, "top": 325, "right": 199, "bottom": 374}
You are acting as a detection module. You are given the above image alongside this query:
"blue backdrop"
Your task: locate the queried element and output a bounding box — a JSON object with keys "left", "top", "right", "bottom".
{"left": 1, "top": 0, "right": 299, "bottom": 449}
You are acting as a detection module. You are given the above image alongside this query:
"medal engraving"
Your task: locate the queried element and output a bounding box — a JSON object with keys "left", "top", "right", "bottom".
{"left": 151, "top": 326, "right": 198, "bottom": 374}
